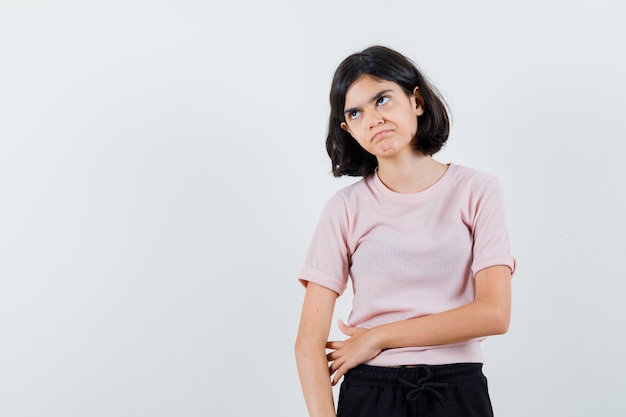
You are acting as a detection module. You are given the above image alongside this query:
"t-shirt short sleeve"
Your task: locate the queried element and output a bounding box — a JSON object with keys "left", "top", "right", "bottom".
{"left": 470, "top": 176, "right": 516, "bottom": 277}
{"left": 298, "top": 192, "right": 350, "bottom": 295}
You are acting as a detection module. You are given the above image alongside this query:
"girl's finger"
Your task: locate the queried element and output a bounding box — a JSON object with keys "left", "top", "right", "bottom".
{"left": 338, "top": 320, "right": 353, "bottom": 335}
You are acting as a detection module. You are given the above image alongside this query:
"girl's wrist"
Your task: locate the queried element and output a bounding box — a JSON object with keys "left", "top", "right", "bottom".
{"left": 371, "top": 325, "right": 390, "bottom": 352}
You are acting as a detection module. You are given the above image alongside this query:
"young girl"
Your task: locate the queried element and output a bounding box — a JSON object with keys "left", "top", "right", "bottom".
{"left": 295, "top": 45, "right": 515, "bottom": 417}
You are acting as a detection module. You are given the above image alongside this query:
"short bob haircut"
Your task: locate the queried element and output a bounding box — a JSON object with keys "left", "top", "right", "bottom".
{"left": 326, "top": 45, "right": 450, "bottom": 177}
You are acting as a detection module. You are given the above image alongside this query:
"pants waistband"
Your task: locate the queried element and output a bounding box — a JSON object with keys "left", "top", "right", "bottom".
{"left": 344, "top": 363, "right": 485, "bottom": 388}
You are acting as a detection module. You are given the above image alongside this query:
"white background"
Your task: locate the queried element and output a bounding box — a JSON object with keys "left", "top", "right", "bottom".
{"left": 1, "top": 1, "right": 625, "bottom": 416}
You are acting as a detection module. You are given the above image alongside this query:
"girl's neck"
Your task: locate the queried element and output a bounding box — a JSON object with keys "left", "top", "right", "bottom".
{"left": 376, "top": 153, "right": 448, "bottom": 194}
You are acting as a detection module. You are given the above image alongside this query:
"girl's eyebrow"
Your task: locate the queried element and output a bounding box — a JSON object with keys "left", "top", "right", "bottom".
{"left": 344, "top": 89, "right": 394, "bottom": 115}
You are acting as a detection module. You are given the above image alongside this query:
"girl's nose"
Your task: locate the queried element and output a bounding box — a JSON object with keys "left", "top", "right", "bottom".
{"left": 366, "top": 110, "right": 384, "bottom": 128}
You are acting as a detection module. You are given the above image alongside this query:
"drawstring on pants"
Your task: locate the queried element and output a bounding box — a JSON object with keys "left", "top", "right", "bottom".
{"left": 397, "top": 367, "right": 451, "bottom": 404}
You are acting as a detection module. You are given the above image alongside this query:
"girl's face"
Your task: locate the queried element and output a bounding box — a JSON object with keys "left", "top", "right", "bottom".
{"left": 340, "top": 75, "right": 424, "bottom": 160}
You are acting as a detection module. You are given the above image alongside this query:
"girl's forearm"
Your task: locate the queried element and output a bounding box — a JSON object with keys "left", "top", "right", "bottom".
{"left": 375, "top": 298, "right": 509, "bottom": 350}
{"left": 295, "top": 343, "right": 336, "bottom": 417}
{"left": 295, "top": 282, "right": 340, "bottom": 417}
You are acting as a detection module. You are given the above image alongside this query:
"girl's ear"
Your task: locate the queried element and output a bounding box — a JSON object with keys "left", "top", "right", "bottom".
{"left": 413, "top": 86, "right": 425, "bottom": 116}
{"left": 340, "top": 121, "right": 352, "bottom": 136}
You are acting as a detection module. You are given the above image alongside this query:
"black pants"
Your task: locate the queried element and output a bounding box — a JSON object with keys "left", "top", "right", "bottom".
{"left": 337, "top": 363, "right": 494, "bottom": 417}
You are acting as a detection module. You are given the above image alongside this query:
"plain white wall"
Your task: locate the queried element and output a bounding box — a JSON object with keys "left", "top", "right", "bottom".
{"left": 1, "top": 1, "right": 624, "bottom": 416}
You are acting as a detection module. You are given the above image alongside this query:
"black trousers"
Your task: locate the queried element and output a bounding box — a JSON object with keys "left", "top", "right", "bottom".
{"left": 337, "top": 363, "right": 494, "bottom": 417}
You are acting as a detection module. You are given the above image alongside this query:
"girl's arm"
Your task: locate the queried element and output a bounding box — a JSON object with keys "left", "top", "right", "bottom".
{"left": 326, "top": 265, "right": 512, "bottom": 385}
{"left": 295, "top": 282, "right": 340, "bottom": 417}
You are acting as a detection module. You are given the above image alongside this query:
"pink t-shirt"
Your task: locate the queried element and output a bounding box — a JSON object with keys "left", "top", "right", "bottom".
{"left": 299, "top": 164, "right": 515, "bottom": 366}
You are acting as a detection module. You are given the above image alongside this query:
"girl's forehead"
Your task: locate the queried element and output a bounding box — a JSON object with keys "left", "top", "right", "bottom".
{"left": 345, "top": 76, "right": 402, "bottom": 102}
{"left": 349, "top": 74, "right": 393, "bottom": 88}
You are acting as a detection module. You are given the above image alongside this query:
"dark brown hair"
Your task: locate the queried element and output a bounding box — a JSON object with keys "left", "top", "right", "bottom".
{"left": 326, "top": 45, "right": 450, "bottom": 177}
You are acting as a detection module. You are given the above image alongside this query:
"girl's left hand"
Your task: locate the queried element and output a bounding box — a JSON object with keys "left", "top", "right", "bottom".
{"left": 326, "top": 320, "right": 382, "bottom": 386}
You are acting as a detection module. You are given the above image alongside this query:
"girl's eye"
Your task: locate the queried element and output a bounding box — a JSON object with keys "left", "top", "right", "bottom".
{"left": 349, "top": 110, "right": 361, "bottom": 120}
{"left": 377, "top": 96, "right": 390, "bottom": 106}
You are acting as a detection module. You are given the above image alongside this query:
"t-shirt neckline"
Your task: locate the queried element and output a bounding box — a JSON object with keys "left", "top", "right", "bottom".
{"left": 371, "top": 163, "right": 456, "bottom": 204}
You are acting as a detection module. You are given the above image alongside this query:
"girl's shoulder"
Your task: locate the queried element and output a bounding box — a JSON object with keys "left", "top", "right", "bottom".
{"left": 328, "top": 174, "right": 375, "bottom": 201}
{"left": 448, "top": 164, "right": 502, "bottom": 190}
